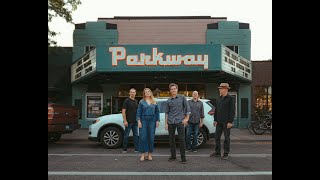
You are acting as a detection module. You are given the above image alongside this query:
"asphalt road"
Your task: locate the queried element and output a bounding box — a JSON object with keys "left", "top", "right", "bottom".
{"left": 48, "top": 138, "right": 272, "bottom": 180}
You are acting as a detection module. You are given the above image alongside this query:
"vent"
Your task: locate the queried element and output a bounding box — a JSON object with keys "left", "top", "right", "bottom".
{"left": 106, "top": 23, "right": 117, "bottom": 29}
{"left": 239, "top": 23, "right": 249, "bottom": 29}
{"left": 207, "top": 23, "right": 219, "bottom": 29}
{"left": 75, "top": 23, "right": 86, "bottom": 29}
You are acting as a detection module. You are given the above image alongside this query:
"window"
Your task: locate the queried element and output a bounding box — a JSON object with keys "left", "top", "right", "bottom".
{"left": 184, "top": 84, "right": 206, "bottom": 98}
{"left": 255, "top": 86, "right": 272, "bottom": 112}
{"left": 156, "top": 101, "right": 167, "bottom": 113}
{"left": 206, "top": 101, "right": 216, "bottom": 115}
{"left": 118, "top": 84, "right": 145, "bottom": 97}
{"left": 86, "top": 93, "right": 103, "bottom": 119}
{"left": 226, "top": 45, "right": 239, "bottom": 54}
{"left": 84, "top": 46, "right": 95, "bottom": 53}
{"left": 146, "top": 84, "right": 171, "bottom": 97}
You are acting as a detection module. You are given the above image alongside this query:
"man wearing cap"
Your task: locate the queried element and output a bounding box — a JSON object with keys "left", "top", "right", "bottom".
{"left": 210, "top": 83, "right": 235, "bottom": 160}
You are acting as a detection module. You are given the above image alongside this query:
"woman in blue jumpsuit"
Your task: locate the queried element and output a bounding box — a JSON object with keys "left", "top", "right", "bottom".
{"left": 137, "top": 88, "right": 160, "bottom": 161}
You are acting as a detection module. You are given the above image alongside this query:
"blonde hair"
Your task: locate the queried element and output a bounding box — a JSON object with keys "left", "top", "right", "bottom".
{"left": 143, "top": 88, "right": 157, "bottom": 104}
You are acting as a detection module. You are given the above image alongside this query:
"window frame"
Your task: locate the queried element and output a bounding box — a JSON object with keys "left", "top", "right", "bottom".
{"left": 84, "top": 45, "right": 96, "bottom": 54}
{"left": 226, "top": 45, "right": 239, "bottom": 54}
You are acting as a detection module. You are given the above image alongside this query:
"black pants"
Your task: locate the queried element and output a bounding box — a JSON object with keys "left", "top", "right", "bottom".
{"left": 214, "top": 122, "right": 231, "bottom": 154}
{"left": 168, "top": 123, "right": 186, "bottom": 158}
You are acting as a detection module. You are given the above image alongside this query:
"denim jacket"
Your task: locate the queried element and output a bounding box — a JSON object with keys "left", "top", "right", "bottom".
{"left": 136, "top": 99, "right": 160, "bottom": 122}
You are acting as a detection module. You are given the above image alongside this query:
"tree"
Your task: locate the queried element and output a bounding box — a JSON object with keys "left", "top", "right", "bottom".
{"left": 48, "top": 0, "right": 81, "bottom": 46}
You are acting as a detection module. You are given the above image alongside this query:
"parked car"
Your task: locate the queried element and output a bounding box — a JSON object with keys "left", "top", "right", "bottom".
{"left": 88, "top": 98, "right": 215, "bottom": 149}
{"left": 48, "top": 100, "right": 81, "bottom": 142}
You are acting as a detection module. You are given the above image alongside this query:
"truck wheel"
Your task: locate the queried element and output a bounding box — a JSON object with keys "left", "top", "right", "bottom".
{"left": 100, "top": 127, "right": 123, "bottom": 149}
{"left": 48, "top": 133, "right": 61, "bottom": 143}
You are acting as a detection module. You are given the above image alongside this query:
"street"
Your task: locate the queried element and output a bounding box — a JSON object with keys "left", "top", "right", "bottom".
{"left": 48, "top": 132, "right": 272, "bottom": 180}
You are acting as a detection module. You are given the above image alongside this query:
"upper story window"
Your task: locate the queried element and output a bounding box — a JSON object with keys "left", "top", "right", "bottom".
{"left": 84, "top": 46, "right": 95, "bottom": 53}
{"left": 226, "top": 45, "right": 239, "bottom": 54}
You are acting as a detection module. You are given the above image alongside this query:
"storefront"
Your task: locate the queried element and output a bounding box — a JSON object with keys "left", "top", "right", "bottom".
{"left": 70, "top": 16, "right": 252, "bottom": 128}
{"left": 251, "top": 60, "right": 272, "bottom": 120}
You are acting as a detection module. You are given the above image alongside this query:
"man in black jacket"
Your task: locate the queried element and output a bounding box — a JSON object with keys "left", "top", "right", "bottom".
{"left": 210, "top": 83, "right": 235, "bottom": 160}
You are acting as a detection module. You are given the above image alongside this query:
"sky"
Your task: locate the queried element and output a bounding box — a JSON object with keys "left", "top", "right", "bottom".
{"left": 49, "top": 0, "right": 272, "bottom": 60}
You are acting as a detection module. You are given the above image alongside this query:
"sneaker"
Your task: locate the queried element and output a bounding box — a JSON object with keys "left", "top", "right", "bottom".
{"left": 186, "top": 149, "right": 192, "bottom": 152}
{"left": 134, "top": 150, "right": 139, "bottom": 153}
{"left": 222, "top": 154, "right": 229, "bottom": 160}
{"left": 168, "top": 156, "right": 176, "bottom": 162}
{"left": 181, "top": 157, "right": 187, "bottom": 164}
{"left": 122, "top": 149, "right": 127, "bottom": 153}
{"left": 210, "top": 153, "right": 221, "bottom": 157}
{"left": 192, "top": 149, "right": 198, "bottom": 153}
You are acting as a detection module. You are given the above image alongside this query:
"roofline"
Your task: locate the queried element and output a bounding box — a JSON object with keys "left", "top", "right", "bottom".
{"left": 98, "top": 16, "right": 227, "bottom": 20}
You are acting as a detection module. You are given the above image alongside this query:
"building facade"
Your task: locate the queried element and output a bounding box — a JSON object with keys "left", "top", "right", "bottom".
{"left": 69, "top": 16, "right": 252, "bottom": 128}
{"left": 251, "top": 60, "right": 272, "bottom": 120}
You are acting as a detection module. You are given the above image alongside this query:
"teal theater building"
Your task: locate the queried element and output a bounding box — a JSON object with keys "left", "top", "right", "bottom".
{"left": 70, "top": 16, "right": 252, "bottom": 128}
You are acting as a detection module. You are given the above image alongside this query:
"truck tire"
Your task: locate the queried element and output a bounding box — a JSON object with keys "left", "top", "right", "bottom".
{"left": 48, "top": 133, "right": 61, "bottom": 143}
{"left": 100, "top": 127, "right": 123, "bottom": 149}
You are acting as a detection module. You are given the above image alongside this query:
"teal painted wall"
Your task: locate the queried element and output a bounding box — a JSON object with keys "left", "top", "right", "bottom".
{"left": 206, "top": 21, "right": 251, "bottom": 60}
{"left": 72, "top": 84, "right": 89, "bottom": 128}
{"left": 73, "top": 21, "right": 118, "bottom": 62}
{"left": 72, "top": 83, "right": 121, "bottom": 127}
{"left": 72, "top": 84, "right": 88, "bottom": 102}
{"left": 97, "top": 44, "right": 222, "bottom": 72}
{"left": 237, "top": 84, "right": 251, "bottom": 128}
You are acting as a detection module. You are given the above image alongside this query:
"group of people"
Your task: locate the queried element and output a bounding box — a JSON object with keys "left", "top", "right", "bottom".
{"left": 121, "top": 82, "right": 235, "bottom": 164}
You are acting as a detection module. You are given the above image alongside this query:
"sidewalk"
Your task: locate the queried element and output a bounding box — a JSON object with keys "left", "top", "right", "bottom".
{"left": 61, "top": 128, "right": 272, "bottom": 142}
{"left": 229, "top": 128, "right": 272, "bottom": 142}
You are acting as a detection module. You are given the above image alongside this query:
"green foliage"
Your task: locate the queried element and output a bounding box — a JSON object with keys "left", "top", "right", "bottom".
{"left": 48, "top": 0, "right": 81, "bottom": 46}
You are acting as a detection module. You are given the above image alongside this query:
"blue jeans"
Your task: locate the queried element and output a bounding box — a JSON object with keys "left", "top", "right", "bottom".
{"left": 123, "top": 122, "right": 139, "bottom": 151}
{"left": 186, "top": 122, "right": 199, "bottom": 150}
{"left": 139, "top": 116, "right": 156, "bottom": 153}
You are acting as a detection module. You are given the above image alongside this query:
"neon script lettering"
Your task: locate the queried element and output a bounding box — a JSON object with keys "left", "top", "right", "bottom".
{"left": 109, "top": 47, "right": 208, "bottom": 70}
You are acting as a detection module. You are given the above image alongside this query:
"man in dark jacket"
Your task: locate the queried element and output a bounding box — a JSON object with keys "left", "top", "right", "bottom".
{"left": 210, "top": 83, "right": 235, "bottom": 160}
